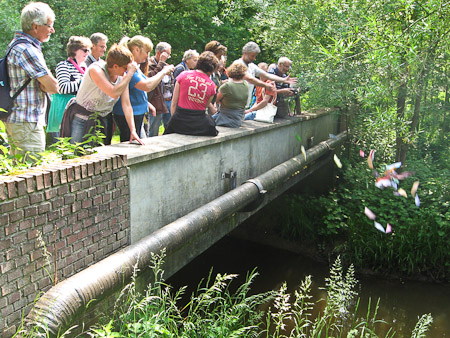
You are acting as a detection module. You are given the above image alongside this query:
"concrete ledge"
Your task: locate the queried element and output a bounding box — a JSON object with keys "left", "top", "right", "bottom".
{"left": 94, "top": 110, "right": 336, "bottom": 166}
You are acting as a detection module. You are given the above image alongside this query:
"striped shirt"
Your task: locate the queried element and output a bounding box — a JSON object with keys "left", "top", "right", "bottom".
{"left": 6, "top": 31, "right": 50, "bottom": 123}
{"left": 56, "top": 59, "right": 83, "bottom": 94}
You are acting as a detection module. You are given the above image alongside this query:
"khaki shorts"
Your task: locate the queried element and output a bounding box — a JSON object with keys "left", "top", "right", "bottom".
{"left": 5, "top": 122, "right": 46, "bottom": 156}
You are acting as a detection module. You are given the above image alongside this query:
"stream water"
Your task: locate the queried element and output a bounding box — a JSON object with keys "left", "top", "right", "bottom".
{"left": 168, "top": 236, "right": 450, "bottom": 337}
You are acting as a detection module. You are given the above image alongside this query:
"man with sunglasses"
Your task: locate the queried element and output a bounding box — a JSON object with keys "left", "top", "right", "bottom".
{"left": 5, "top": 2, "right": 58, "bottom": 156}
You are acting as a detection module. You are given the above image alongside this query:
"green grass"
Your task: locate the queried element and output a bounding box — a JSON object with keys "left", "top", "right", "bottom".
{"left": 22, "top": 253, "right": 433, "bottom": 337}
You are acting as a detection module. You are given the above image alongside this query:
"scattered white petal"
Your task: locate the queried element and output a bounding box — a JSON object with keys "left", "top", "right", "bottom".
{"left": 333, "top": 154, "right": 342, "bottom": 168}
{"left": 374, "top": 221, "right": 386, "bottom": 233}
{"left": 364, "top": 207, "right": 376, "bottom": 220}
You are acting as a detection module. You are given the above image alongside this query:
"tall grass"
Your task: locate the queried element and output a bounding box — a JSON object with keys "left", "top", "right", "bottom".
{"left": 85, "top": 253, "right": 432, "bottom": 338}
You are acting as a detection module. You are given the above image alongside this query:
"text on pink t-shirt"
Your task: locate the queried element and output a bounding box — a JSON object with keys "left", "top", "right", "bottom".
{"left": 176, "top": 70, "right": 216, "bottom": 110}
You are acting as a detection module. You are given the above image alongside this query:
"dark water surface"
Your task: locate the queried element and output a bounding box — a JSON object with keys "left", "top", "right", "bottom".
{"left": 168, "top": 236, "right": 450, "bottom": 337}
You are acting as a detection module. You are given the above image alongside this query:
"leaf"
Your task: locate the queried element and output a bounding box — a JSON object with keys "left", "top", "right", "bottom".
{"left": 295, "top": 133, "right": 302, "bottom": 143}
{"left": 386, "top": 162, "right": 402, "bottom": 171}
{"left": 367, "top": 149, "right": 375, "bottom": 169}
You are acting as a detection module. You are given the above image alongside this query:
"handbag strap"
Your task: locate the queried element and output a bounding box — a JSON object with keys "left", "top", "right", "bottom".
{"left": 67, "top": 57, "right": 85, "bottom": 75}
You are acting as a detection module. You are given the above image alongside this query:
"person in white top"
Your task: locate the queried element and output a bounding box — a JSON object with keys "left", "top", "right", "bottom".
{"left": 61, "top": 44, "right": 144, "bottom": 145}
{"left": 234, "top": 41, "right": 297, "bottom": 108}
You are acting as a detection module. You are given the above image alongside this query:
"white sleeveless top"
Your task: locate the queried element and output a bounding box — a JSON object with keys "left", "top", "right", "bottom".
{"left": 75, "top": 61, "right": 121, "bottom": 117}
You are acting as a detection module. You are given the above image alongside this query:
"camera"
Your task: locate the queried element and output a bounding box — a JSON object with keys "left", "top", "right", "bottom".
{"left": 290, "top": 86, "right": 310, "bottom": 95}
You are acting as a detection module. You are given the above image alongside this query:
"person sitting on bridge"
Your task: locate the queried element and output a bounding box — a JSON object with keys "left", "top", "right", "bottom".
{"left": 233, "top": 42, "right": 297, "bottom": 110}
{"left": 244, "top": 75, "right": 277, "bottom": 121}
{"left": 164, "top": 51, "right": 219, "bottom": 136}
{"left": 248, "top": 62, "right": 268, "bottom": 108}
{"left": 213, "top": 62, "right": 248, "bottom": 128}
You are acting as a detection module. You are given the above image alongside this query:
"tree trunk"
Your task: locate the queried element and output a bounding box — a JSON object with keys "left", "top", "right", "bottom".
{"left": 395, "top": 57, "right": 408, "bottom": 163}
{"left": 443, "top": 80, "right": 449, "bottom": 138}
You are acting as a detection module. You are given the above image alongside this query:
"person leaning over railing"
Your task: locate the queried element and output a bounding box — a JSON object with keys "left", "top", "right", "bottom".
{"left": 233, "top": 42, "right": 297, "bottom": 110}
{"left": 59, "top": 44, "right": 144, "bottom": 145}
{"left": 268, "top": 56, "right": 296, "bottom": 117}
{"left": 112, "top": 35, "right": 174, "bottom": 142}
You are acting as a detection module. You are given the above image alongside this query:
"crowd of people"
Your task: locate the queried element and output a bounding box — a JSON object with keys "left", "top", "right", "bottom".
{"left": 4, "top": 2, "right": 299, "bottom": 157}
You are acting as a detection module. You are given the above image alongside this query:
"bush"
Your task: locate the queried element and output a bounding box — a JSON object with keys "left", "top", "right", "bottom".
{"left": 277, "top": 154, "right": 450, "bottom": 280}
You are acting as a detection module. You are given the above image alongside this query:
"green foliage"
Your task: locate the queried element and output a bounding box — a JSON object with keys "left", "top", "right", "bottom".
{"left": 20, "top": 252, "right": 432, "bottom": 337}
{"left": 89, "top": 250, "right": 271, "bottom": 337}
{"left": 0, "top": 0, "right": 258, "bottom": 70}
{"left": 277, "top": 152, "right": 450, "bottom": 280}
{"left": 0, "top": 119, "right": 104, "bottom": 176}
{"left": 85, "top": 254, "right": 431, "bottom": 338}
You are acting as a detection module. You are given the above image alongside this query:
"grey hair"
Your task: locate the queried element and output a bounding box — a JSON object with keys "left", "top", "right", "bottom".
{"left": 21, "top": 2, "right": 55, "bottom": 31}
{"left": 155, "top": 42, "right": 171, "bottom": 53}
{"left": 182, "top": 49, "right": 199, "bottom": 62}
{"left": 90, "top": 32, "right": 108, "bottom": 45}
{"left": 278, "top": 56, "right": 292, "bottom": 66}
{"left": 242, "top": 41, "right": 260, "bottom": 54}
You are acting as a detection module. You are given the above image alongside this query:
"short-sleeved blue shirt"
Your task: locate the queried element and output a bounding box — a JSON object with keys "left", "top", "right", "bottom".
{"left": 112, "top": 69, "right": 147, "bottom": 116}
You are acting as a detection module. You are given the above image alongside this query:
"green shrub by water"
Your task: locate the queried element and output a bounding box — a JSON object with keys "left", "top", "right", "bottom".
{"left": 275, "top": 152, "right": 450, "bottom": 280}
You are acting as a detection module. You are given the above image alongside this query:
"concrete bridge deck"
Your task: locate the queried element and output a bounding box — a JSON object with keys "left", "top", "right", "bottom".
{"left": 95, "top": 110, "right": 340, "bottom": 243}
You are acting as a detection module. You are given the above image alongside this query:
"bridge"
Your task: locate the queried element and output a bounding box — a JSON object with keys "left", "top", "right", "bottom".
{"left": 0, "top": 109, "right": 346, "bottom": 336}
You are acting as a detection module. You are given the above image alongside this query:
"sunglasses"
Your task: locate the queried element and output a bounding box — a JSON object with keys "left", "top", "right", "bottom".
{"left": 81, "top": 49, "right": 90, "bottom": 53}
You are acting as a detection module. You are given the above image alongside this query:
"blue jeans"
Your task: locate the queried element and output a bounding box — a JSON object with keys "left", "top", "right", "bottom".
{"left": 70, "top": 115, "right": 86, "bottom": 144}
{"left": 70, "top": 114, "right": 110, "bottom": 144}
{"left": 148, "top": 114, "right": 163, "bottom": 137}
{"left": 244, "top": 112, "right": 256, "bottom": 120}
{"left": 162, "top": 100, "right": 172, "bottom": 127}
{"left": 148, "top": 101, "right": 172, "bottom": 137}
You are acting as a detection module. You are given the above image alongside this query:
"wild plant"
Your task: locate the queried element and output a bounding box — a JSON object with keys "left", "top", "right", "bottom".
{"left": 89, "top": 251, "right": 272, "bottom": 337}
{"left": 36, "top": 230, "right": 54, "bottom": 285}
{"left": 26, "top": 253, "right": 433, "bottom": 338}
{"left": 264, "top": 256, "right": 431, "bottom": 338}
{"left": 410, "top": 314, "right": 433, "bottom": 338}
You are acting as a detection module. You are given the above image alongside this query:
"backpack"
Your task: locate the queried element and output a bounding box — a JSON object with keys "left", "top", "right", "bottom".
{"left": 0, "top": 39, "right": 32, "bottom": 120}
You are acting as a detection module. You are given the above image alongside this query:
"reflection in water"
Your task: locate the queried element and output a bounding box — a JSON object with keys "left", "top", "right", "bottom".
{"left": 168, "top": 236, "right": 450, "bottom": 337}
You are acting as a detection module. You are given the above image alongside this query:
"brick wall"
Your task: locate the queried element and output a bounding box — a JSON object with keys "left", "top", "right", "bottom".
{"left": 0, "top": 154, "right": 130, "bottom": 337}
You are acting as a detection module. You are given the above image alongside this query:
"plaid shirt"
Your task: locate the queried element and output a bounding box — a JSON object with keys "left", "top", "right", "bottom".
{"left": 6, "top": 31, "right": 50, "bottom": 123}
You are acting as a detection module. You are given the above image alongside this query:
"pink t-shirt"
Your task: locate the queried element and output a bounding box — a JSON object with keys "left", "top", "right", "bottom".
{"left": 176, "top": 70, "right": 216, "bottom": 110}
